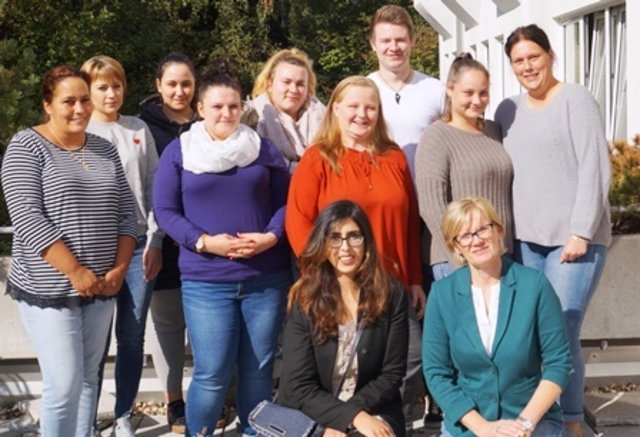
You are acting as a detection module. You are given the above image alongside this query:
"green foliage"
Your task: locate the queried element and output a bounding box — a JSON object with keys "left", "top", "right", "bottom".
{"left": 609, "top": 136, "right": 640, "bottom": 234}
{"left": 0, "top": 0, "right": 440, "bottom": 242}
{"left": 283, "top": 0, "right": 437, "bottom": 99}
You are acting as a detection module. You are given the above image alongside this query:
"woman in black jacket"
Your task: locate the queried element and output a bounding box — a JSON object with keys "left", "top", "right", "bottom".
{"left": 279, "top": 200, "right": 409, "bottom": 437}
{"left": 138, "top": 52, "right": 197, "bottom": 432}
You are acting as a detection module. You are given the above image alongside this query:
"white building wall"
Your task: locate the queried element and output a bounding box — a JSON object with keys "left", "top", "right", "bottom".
{"left": 626, "top": 0, "right": 639, "bottom": 141}
{"left": 414, "top": 0, "right": 638, "bottom": 140}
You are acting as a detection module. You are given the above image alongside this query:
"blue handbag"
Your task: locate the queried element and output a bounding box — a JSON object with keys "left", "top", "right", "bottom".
{"left": 249, "top": 400, "right": 325, "bottom": 437}
{"left": 249, "top": 327, "right": 364, "bottom": 436}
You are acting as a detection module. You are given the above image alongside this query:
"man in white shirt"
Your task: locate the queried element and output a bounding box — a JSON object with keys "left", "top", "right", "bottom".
{"left": 367, "top": 4, "right": 445, "bottom": 177}
{"left": 367, "top": 5, "right": 445, "bottom": 434}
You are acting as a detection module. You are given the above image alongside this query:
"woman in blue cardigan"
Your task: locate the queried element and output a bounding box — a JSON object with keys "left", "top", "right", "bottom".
{"left": 423, "top": 197, "right": 571, "bottom": 437}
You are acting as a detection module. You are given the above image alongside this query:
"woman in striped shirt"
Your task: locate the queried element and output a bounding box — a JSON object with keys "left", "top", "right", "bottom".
{"left": 1, "top": 65, "right": 137, "bottom": 437}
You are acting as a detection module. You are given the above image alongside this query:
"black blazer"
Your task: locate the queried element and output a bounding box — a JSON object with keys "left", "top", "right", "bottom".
{"left": 278, "top": 282, "right": 409, "bottom": 436}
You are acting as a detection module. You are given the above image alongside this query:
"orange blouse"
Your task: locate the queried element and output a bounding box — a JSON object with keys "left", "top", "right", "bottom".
{"left": 286, "top": 145, "right": 422, "bottom": 289}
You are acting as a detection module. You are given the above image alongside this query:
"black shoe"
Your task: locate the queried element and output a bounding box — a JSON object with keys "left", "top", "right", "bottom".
{"left": 167, "top": 399, "right": 186, "bottom": 434}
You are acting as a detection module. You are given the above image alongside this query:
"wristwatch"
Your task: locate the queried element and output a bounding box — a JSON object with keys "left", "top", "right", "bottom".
{"left": 517, "top": 416, "right": 535, "bottom": 432}
{"left": 195, "top": 234, "right": 207, "bottom": 253}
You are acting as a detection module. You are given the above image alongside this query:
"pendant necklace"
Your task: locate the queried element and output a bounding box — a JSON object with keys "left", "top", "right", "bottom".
{"left": 379, "top": 70, "right": 414, "bottom": 104}
{"left": 47, "top": 125, "right": 90, "bottom": 171}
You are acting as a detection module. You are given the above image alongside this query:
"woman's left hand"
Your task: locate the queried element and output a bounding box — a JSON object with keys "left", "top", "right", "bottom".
{"left": 559, "top": 235, "right": 588, "bottom": 263}
{"left": 143, "top": 247, "right": 163, "bottom": 282}
{"left": 227, "top": 232, "right": 278, "bottom": 259}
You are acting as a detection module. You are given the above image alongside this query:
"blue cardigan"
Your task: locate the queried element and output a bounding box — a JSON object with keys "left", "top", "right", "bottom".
{"left": 422, "top": 258, "right": 572, "bottom": 436}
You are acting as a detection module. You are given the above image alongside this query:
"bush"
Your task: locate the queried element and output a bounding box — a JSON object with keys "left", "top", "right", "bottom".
{"left": 609, "top": 135, "right": 640, "bottom": 234}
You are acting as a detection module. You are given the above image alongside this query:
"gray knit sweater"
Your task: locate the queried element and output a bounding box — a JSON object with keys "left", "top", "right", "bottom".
{"left": 416, "top": 120, "right": 514, "bottom": 266}
{"left": 495, "top": 84, "right": 611, "bottom": 247}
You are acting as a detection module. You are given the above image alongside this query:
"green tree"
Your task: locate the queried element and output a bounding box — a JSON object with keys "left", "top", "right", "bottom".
{"left": 0, "top": 0, "right": 439, "bottom": 236}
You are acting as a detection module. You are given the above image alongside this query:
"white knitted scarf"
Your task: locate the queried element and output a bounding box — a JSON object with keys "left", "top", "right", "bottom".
{"left": 180, "top": 121, "right": 261, "bottom": 174}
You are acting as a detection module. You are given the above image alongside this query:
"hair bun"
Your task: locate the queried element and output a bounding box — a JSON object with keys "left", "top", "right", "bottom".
{"left": 453, "top": 52, "right": 474, "bottom": 63}
{"left": 214, "top": 58, "right": 234, "bottom": 76}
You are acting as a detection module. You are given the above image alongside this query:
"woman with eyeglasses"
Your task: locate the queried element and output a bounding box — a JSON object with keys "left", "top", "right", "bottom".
{"left": 280, "top": 200, "right": 409, "bottom": 437}
{"left": 285, "top": 77, "right": 422, "bottom": 437}
{"left": 494, "top": 25, "right": 611, "bottom": 436}
{"left": 415, "top": 54, "right": 513, "bottom": 281}
{"left": 423, "top": 197, "right": 571, "bottom": 437}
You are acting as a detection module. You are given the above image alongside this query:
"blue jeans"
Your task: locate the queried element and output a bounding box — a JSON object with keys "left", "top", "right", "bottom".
{"left": 441, "top": 419, "right": 565, "bottom": 436}
{"left": 516, "top": 241, "right": 607, "bottom": 422}
{"left": 113, "top": 237, "right": 156, "bottom": 418}
{"left": 182, "top": 271, "right": 291, "bottom": 437}
{"left": 18, "top": 299, "right": 114, "bottom": 437}
{"left": 432, "top": 262, "right": 455, "bottom": 281}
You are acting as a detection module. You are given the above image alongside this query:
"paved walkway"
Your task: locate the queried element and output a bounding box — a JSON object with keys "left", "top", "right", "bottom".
{"left": 2, "top": 392, "right": 639, "bottom": 436}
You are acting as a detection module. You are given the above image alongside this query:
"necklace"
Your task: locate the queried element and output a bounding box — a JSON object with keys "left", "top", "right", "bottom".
{"left": 47, "top": 125, "right": 90, "bottom": 171}
{"left": 378, "top": 70, "right": 414, "bottom": 104}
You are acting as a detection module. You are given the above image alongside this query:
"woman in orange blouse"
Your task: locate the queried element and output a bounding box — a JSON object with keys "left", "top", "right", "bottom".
{"left": 286, "top": 76, "right": 424, "bottom": 434}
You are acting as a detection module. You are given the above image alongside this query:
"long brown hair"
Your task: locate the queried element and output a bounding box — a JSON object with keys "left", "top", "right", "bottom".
{"left": 288, "top": 200, "right": 391, "bottom": 343}
{"left": 312, "top": 76, "right": 398, "bottom": 173}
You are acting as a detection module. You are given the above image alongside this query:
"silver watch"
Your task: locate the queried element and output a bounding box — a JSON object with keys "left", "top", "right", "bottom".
{"left": 195, "top": 234, "right": 206, "bottom": 253}
{"left": 517, "top": 416, "right": 535, "bottom": 432}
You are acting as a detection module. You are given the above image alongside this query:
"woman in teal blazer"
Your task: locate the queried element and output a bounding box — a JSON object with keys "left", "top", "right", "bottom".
{"left": 423, "top": 197, "right": 572, "bottom": 437}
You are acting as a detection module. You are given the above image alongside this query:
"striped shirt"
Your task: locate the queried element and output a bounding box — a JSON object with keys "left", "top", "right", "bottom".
{"left": 1, "top": 128, "right": 138, "bottom": 308}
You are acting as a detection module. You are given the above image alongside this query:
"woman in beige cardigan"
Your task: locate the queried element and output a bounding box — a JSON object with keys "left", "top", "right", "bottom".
{"left": 247, "top": 48, "right": 325, "bottom": 171}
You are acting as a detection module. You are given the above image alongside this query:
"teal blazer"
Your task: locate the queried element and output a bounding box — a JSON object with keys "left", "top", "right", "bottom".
{"left": 422, "top": 258, "right": 572, "bottom": 436}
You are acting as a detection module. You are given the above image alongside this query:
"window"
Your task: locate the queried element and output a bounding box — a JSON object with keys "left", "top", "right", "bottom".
{"left": 563, "top": 4, "right": 627, "bottom": 140}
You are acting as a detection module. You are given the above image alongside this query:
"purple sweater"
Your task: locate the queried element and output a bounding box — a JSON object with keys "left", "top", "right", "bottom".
{"left": 153, "top": 137, "right": 290, "bottom": 282}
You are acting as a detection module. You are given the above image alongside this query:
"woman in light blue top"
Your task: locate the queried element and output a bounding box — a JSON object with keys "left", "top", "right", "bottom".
{"left": 423, "top": 197, "right": 571, "bottom": 437}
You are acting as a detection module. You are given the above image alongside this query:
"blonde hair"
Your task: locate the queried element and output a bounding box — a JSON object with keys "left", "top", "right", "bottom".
{"left": 252, "top": 48, "right": 317, "bottom": 98}
{"left": 368, "top": 4, "right": 415, "bottom": 42}
{"left": 81, "top": 55, "right": 127, "bottom": 92}
{"left": 441, "top": 197, "right": 505, "bottom": 263}
{"left": 313, "top": 76, "right": 398, "bottom": 173}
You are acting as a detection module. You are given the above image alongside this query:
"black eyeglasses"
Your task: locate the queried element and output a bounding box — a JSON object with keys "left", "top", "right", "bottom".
{"left": 327, "top": 232, "right": 365, "bottom": 248}
{"left": 454, "top": 223, "right": 495, "bottom": 247}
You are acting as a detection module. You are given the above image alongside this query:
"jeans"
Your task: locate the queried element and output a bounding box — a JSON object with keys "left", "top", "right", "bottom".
{"left": 516, "top": 241, "right": 607, "bottom": 422}
{"left": 113, "top": 237, "right": 156, "bottom": 418}
{"left": 440, "top": 419, "right": 565, "bottom": 436}
{"left": 182, "top": 271, "right": 291, "bottom": 436}
{"left": 18, "top": 299, "right": 114, "bottom": 437}
{"left": 431, "top": 262, "right": 455, "bottom": 281}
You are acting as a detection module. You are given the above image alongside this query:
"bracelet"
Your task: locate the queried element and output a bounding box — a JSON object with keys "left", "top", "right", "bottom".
{"left": 571, "top": 235, "right": 589, "bottom": 242}
{"left": 516, "top": 416, "right": 535, "bottom": 431}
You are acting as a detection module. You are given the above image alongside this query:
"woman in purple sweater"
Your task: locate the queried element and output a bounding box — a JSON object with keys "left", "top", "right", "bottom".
{"left": 153, "top": 63, "right": 291, "bottom": 437}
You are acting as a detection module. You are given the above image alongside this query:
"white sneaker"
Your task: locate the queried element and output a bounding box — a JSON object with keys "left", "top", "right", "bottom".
{"left": 112, "top": 416, "right": 136, "bottom": 437}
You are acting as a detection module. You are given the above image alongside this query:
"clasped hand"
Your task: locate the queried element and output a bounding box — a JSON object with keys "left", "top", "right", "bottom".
{"left": 67, "top": 265, "right": 126, "bottom": 297}
{"left": 201, "top": 232, "right": 278, "bottom": 259}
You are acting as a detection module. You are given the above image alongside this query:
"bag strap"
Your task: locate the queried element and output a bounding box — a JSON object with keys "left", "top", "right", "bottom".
{"left": 333, "top": 324, "right": 364, "bottom": 397}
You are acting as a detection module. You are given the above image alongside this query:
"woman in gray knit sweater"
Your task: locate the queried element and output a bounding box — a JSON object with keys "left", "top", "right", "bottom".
{"left": 416, "top": 54, "right": 513, "bottom": 281}
{"left": 495, "top": 25, "right": 611, "bottom": 437}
